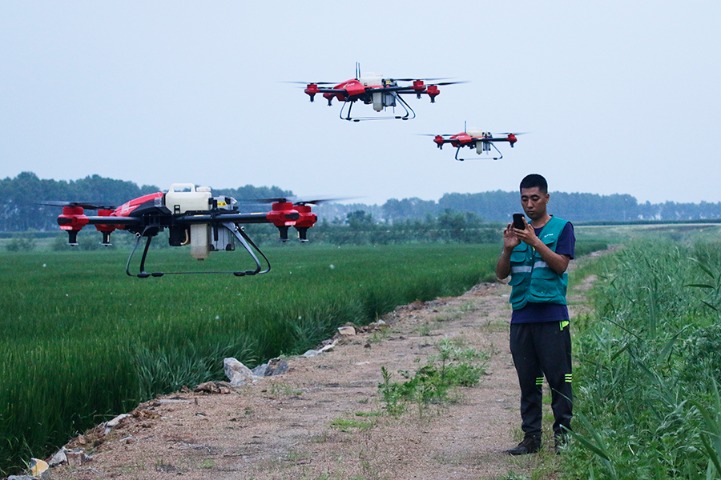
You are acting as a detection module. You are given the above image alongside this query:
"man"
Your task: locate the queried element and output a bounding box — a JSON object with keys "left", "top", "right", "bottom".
{"left": 495, "top": 173, "right": 575, "bottom": 455}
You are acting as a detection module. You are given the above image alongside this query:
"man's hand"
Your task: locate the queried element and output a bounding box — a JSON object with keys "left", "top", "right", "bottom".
{"left": 503, "top": 223, "right": 522, "bottom": 250}
{"left": 512, "top": 220, "right": 540, "bottom": 249}
{"left": 514, "top": 221, "right": 570, "bottom": 275}
{"left": 496, "top": 224, "right": 521, "bottom": 279}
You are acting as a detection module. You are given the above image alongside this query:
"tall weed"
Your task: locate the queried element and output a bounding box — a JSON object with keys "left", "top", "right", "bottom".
{"left": 566, "top": 240, "right": 721, "bottom": 479}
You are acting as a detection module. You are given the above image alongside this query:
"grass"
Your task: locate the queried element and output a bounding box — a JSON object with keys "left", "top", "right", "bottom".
{"left": 330, "top": 418, "right": 376, "bottom": 432}
{"left": 0, "top": 242, "right": 500, "bottom": 476}
{"left": 378, "top": 337, "right": 489, "bottom": 417}
{"left": 562, "top": 239, "right": 721, "bottom": 479}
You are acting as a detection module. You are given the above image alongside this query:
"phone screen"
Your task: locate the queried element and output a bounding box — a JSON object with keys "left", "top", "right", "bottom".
{"left": 512, "top": 214, "right": 525, "bottom": 229}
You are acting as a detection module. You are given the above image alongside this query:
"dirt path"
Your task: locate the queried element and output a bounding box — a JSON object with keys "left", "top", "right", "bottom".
{"left": 49, "top": 278, "right": 582, "bottom": 480}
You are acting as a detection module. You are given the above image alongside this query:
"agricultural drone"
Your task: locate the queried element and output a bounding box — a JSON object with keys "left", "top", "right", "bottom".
{"left": 294, "top": 63, "right": 463, "bottom": 122}
{"left": 426, "top": 126, "right": 522, "bottom": 161}
{"left": 43, "top": 184, "right": 321, "bottom": 278}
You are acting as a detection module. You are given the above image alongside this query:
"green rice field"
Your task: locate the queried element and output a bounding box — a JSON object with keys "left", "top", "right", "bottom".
{"left": 0, "top": 242, "right": 507, "bottom": 475}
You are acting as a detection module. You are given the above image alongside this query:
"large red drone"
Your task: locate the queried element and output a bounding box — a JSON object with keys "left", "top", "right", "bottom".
{"left": 43, "top": 184, "right": 320, "bottom": 278}
{"left": 297, "top": 63, "right": 462, "bottom": 122}
{"left": 429, "top": 126, "right": 522, "bottom": 161}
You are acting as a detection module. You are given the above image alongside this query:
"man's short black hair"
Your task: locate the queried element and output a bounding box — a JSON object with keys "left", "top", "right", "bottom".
{"left": 520, "top": 174, "right": 548, "bottom": 193}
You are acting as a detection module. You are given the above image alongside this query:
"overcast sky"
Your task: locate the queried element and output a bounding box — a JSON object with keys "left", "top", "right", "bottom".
{"left": 1, "top": 1, "right": 719, "bottom": 205}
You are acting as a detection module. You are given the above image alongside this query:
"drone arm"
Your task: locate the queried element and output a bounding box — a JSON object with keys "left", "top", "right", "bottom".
{"left": 84, "top": 215, "right": 142, "bottom": 225}
{"left": 174, "top": 206, "right": 303, "bottom": 243}
{"left": 174, "top": 212, "right": 277, "bottom": 225}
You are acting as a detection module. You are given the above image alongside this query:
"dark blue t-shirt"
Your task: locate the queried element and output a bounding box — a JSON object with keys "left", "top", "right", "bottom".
{"left": 511, "top": 221, "right": 575, "bottom": 324}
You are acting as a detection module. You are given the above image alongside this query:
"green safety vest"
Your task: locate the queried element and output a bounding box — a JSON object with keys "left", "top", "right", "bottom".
{"left": 508, "top": 216, "right": 568, "bottom": 310}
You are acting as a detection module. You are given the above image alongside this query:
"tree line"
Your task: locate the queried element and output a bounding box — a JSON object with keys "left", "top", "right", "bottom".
{"left": 376, "top": 191, "right": 721, "bottom": 223}
{"left": 2, "top": 172, "right": 721, "bottom": 236}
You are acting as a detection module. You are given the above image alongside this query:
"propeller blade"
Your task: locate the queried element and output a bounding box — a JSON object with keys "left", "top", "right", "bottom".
{"left": 428, "top": 80, "right": 468, "bottom": 86}
{"left": 389, "top": 77, "right": 450, "bottom": 82}
{"left": 284, "top": 81, "right": 338, "bottom": 85}
{"left": 248, "top": 195, "right": 357, "bottom": 206}
{"left": 250, "top": 196, "right": 295, "bottom": 204}
{"left": 294, "top": 196, "right": 358, "bottom": 206}
{"left": 38, "top": 201, "right": 115, "bottom": 210}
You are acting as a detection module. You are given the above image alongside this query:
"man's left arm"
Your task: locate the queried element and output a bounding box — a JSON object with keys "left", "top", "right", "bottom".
{"left": 546, "top": 222, "right": 575, "bottom": 274}
{"left": 532, "top": 240, "right": 570, "bottom": 275}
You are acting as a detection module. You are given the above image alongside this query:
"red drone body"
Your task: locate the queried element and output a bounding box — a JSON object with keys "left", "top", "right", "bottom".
{"left": 431, "top": 128, "right": 522, "bottom": 161}
{"left": 297, "top": 63, "right": 462, "bottom": 122}
{"left": 46, "top": 184, "right": 323, "bottom": 278}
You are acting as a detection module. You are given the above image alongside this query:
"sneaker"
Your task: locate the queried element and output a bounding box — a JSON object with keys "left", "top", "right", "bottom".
{"left": 554, "top": 433, "right": 568, "bottom": 454}
{"left": 507, "top": 435, "right": 541, "bottom": 455}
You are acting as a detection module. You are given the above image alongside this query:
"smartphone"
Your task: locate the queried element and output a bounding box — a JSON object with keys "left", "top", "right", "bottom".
{"left": 512, "top": 213, "right": 525, "bottom": 229}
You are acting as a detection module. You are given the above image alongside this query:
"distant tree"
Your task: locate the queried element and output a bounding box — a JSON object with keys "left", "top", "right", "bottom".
{"left": 346, "top": 210, "right": 374, "bottom": 229}
{"left": 382, "top": 197, "right": 438, "bottom": 223}
{"left": 214, "top": 185, "right": 293, "bottom": 202}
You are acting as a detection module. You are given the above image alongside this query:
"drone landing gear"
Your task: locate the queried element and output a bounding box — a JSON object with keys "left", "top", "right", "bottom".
{"left": 339, "top": 95, "right": 416, "bottom": 122}
{"left": 455, "top": 142, "right": 504, "bottom": 162}
{"left": 125, "top": 223, "right": 271, "bottom": 278}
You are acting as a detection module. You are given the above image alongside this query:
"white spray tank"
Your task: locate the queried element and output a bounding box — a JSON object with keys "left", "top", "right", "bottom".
{"left": 360, "top": 73, "right": 386, "bottom": 112}
{"left": 164, "top": 183, "right": 212, "bottom": 260}
{"left": 467, "top": 129, "right": 491, "bottom": 154}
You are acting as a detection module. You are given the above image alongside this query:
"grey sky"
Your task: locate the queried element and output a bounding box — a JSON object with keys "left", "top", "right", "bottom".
{"left": 1, "top": 1, "right": 719, "bottom": 205}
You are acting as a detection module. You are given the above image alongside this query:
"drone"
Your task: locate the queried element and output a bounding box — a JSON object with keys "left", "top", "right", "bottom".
{"left": 428, "top": 125, "right": 522, "bottom": 161}
{"left": 296, "top": 63, "right": 462, "bottom": 122}
{"left": 42, "top": 183, "right": 321, "bottom": 278}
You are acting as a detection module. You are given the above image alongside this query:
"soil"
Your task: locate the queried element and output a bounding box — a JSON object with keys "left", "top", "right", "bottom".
{"left": 45, "top": 272, "right": 594, "bottom": 480}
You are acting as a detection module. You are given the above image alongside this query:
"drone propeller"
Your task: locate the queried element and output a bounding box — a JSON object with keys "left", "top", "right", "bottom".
{"left": 252, "top": 196, "right": 353, "bottom": 205}
{"left": 249, "top": 196, "right": 295, "bottom": 204}
{"left": 388, "top": 77, "right": 449, "bottom": 82}
{"left": 421, "top": 130, "right": 528, "bottom": 138}
{"left": 38, "top": 201, "right": 116, "bottom": 210}
{"left": 295, "top": 196, "right": 357, "bottom": 206}
{"left": 429, "top": 80, "right": 467, "bottom": 86}
{"left": 285, "top": 81, "right": 338, "bottom": 85}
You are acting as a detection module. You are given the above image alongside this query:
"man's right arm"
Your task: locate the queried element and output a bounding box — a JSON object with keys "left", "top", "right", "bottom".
{"left": 496, "top": 224, "right": 519, "bottom": 279}
{"left": 496, "top": 247, "right": 512, "bottom": 279}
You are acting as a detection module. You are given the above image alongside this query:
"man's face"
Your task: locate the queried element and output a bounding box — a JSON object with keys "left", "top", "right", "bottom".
{"left": 520, "top": 187, "right": 549, "bottom": 221}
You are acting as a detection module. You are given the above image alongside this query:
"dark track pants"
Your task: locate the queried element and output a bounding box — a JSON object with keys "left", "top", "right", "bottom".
{"left": 510, "top": 321, "right": 573, "bottom": 437}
